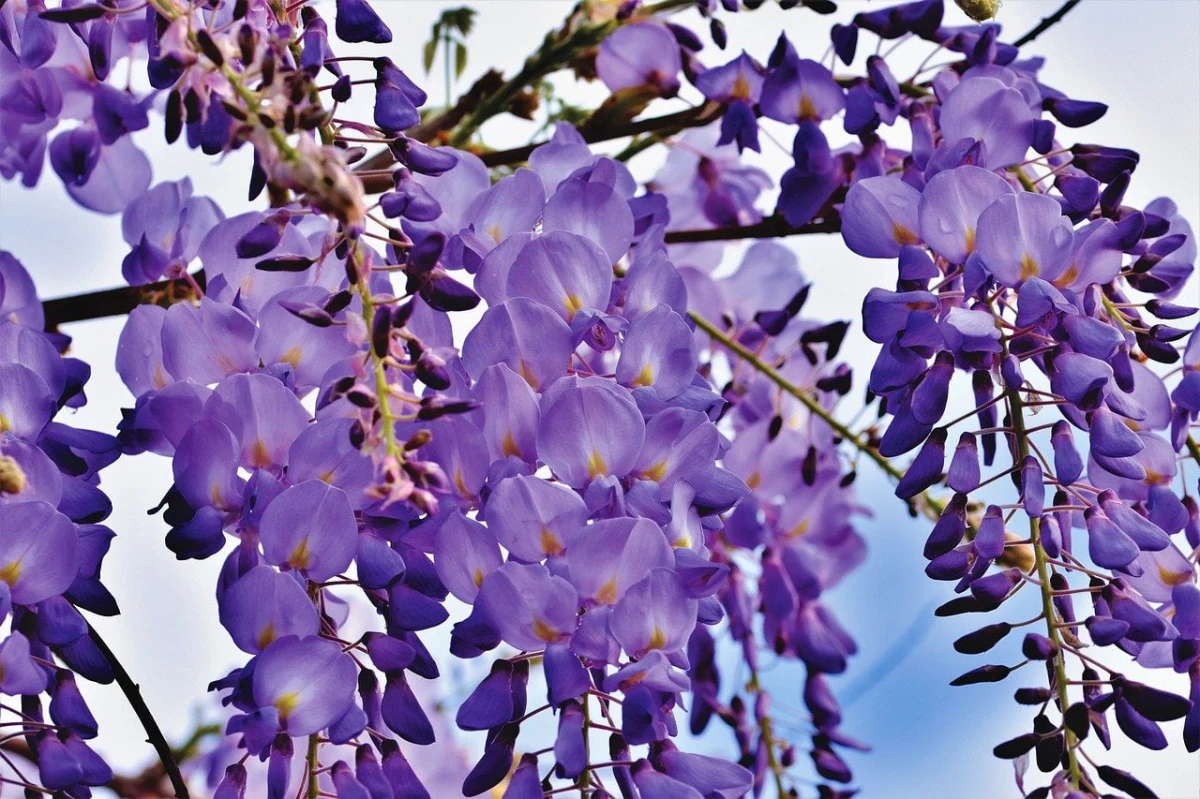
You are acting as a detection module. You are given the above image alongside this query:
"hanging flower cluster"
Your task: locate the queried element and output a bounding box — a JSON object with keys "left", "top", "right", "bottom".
{"left": 830, "top": 4, "right": 1199, "bottom": 797}
{"left": 1, "top": 0, "right": 1196, "bottom": 797}
{"left": 1, "top": 252, "right": 123, "bottom": 793}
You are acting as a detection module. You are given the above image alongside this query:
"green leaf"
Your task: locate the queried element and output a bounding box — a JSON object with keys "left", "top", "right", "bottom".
{"left": 455, "top": 42, "right": 468, "bottom": 78}
{"left": 450, "top": 7, "right": 476, "bottom": 35}
{"left": 422, "top": 39, "right": 437, "bottom": 74}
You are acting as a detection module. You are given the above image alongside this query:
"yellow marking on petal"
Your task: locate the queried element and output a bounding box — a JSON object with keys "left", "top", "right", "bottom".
{"left": 620, "top": 670, "right": 647, "bottom": 689}
{"left": 671, "top": 534, "right": 691, "bottom": 549}
{"left": 486, "top": 223, "right": 503, "bottom": 243}
{"left": 964, "top": 227, "right": 977, "bottom": 254}
{"left": 1019, "top": 253, "right": 1039, "bottom": 280}
{"left": 596, "top": 577, "right": 619, "bottom": 606}
{"left": 501, "top": 431, "right": 522, "bottom": 459}
{"left": 785, "top": 519, "right": 811, "bottom": 540}
{"left": 152, "top": 365, "right": 168, "bottom": 390}
{"left": 517, "top": 360, "right": 540, "bottom": 390}
{"left": 0, "top": 455, "right": 26, "bottom": 495}
{"left": 533, "top": 618, "right": 560, "bottom": 642}
{"left": 586, "top": 449, "right": 608, "bottom": 480}
{"left": 798, "top": 93, "right": 817, "bottom": 121}
{"left": 732, "top": 74, "right": 752, "bottom": 101}
{"left": 211, "top": 483, "right": 225, "bottom": 507}
{"left": 539, "top": 525, "right": 565, "bottom": 557}
{"left": 216, "top": 354, "right": 238, "bottom": 374}
{"left": 1145, "top": 470, "right": 1170, "bottom": 486}
{"left": 564, "top": 294, "right": 583, "bottom": 319}
{"left": 289, "top": 538, "right": 312, "bottom": 570}
{"left": 250, "top": 439, "right": 272, "bottom": 468}
{"left": 280, "top": 346, "right": 304, "bottom": 369}
{"left": 455, "top": 469, "right": 471, "bottom": 498}
{"left": 257, "top": 623, "right": 277, "bottom": 650}
{"left": 746, "top": 471, "right": 761, "bottom": 490}
{"left": 473, "top": 568, "right": 486, "bottom": 588}
{"left": 641, "top": 460, "right": 668, "bottom": 483}
{"left": 1054, "top": 264, "right": 1079, "bottom": 289}
{"left": 317, "top": 470, "right": 335, "bottom": 484}
{"left": 0, "top": 415, "right": 10, "bottom": 434}
{"left": 891, "top": 221, "right": 920, "bottom": 246}
{"left": 631, "top": 363, "right": 655, "bottom": 388}
{"left": 1159, "top": 565, "right": 1191, "bottom": 587}
{"left": 274, "top": 692, "right": 300, "bottom": 719}
{"left": 647, "top": 626, "right": 667, "bottom": 650}
{"left": 0, "top": 560, "right": 22, "bottom": 587}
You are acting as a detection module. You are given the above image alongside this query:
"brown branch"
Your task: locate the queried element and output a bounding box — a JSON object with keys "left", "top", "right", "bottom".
{"left": 479, "top": 101, "right": 724, "bottom": 168}
{"left": 357, "top": 101, "right": 724, "bottom": 195}
{"left": 87, "top": 624, "right": 191, "bottom": 798}
{"left": 664, "top": 214, "right": 841, "bottom": 244}
{"left": 42, "top": 272, "right": 204, "bottom": 331}
{"left": 1013, "top": 0, "right": 1083, "bottom": 48}
{"left": 41, "top": 211, "right": 844, "bottom": 329}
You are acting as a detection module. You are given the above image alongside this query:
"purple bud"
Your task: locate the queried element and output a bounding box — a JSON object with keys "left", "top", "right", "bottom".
{"left": 895, "top": 427, "right": 945, "bottom": 499}
{"left": 1021, "top": 633, "right": 1058, "bottom": 661}
{"left": 1084, "top": 506, "right": 1141, "bottom": 570}
{"left": 1020, "top": 457, "right": 1044, "bottom": 517}
{"left": 950, "top": 663, "right": 1013, "bottom": 686}
{"left": 953, "top": 622, "right": 1012, "bottom": 655}
{"left": 974, "top": 505, "right": 1007, "bottom": 562}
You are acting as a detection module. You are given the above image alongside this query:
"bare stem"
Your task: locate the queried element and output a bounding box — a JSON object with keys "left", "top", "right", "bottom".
{"left": 1013, "top": 0, "right": 1084, "bottom": 48}
{"left": 87, "top": 624, "right": 190, "bottom": 798}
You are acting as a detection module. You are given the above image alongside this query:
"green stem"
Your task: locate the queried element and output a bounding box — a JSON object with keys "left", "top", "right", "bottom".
{"left": 306, "top": 733, "right": 320, "bottom": 799}
{"left": 305, "top": 581, "right": 323, "bottom": 799}
{"left": 352, "top": 246, "right": 403, "bottom": 462}
{"left": 689, "top": 312, "right": 901, "bottom": 481}
{"left": 1007, "top": 387, "right": 1082, "bottom": 789}
{"left": 576, "top": 695, "right": 591, "bottom": 794}
{"left": 745, "top": 667, "right": 787, "bottom": 798}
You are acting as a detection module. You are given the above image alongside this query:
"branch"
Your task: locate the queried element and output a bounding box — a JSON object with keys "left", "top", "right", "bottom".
{"left": 39, "top": 211, "right": 836, "bottom": 329}
{"left": 1013, "top": 0, "right": 1083, "bottom": 48}
{"left": 478, "top": 101, "right": 724, "bottom": 168}
{"left": 42, "top": 272, "right": 204, "bottom": 331}
{"left": 87, "top": 623, "right": 191, "bottom": 798}
{"left": 664, "top": 214, "right": 841, "bottom": 244}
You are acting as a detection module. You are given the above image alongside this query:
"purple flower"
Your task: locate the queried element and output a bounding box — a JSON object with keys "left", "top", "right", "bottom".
{"left": 0, "top": 501, "right": 79, "bottom": 605}
{"left": 259, "top": 480, "right": 358, "bottom": 582}
{"left": 476, "top": 562, "right": 579, "bottom": 650}
{"left": 537, "top": 378, "right": 646, "bottom": 488}
{"left": 975, "top": 191, "right": 1074, "bottom": 286}
{"left": 251, "top": 635, "right": 358, "bottom": 736}
{"left": 840, "top": 176, "right": 922, "bottom": 258}
{"left": 596, "top": 23, "right": 681, "bottom": 97}
{"left": 219, "top": 565, "right": 319, "bottom": 654}
{"left": 938, "top": 73, "right": 1035, "bottom": 170}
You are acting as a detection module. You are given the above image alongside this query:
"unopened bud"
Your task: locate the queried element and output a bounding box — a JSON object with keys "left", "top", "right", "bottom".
{"left": 404, "top": 430, "right": 432, "bottom": 450}
{"left": 955, "top": 0, "right": 1001, "bottom": 22}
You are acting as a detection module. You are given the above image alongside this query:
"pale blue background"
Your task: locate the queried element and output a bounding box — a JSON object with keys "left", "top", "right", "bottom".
{"left": 1, "top": 1, "right": 1197, "bottom": 796}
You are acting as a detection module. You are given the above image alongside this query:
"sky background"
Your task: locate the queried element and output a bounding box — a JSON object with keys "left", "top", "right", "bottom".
{"left": 1, "top": 0, "right": 1199, "bottom": 796}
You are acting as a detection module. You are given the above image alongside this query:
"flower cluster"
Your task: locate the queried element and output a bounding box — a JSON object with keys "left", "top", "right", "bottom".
{"left": 1, "top": 252, "right": 123, "bottom": 793}
{"left": 2, "top": 0, "right": 1197, "bottom": 796}
{"left": 1, "top": 0, "right": 154, "bottom": 212}
{"left": 830, "top": 3, "right": 1199, "bottom": 795}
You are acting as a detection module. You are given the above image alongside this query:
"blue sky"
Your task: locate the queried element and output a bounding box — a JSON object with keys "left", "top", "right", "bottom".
{"left": 1, "top": 1, "right": 1198, "bottom": 796}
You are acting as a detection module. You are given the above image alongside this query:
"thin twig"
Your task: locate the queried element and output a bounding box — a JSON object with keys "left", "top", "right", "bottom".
{"left": 87, "top": 623, "right": 190, "bottom": 798}
{"left": 1013, "top": 0, "right": 1083, "bottom": 48}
